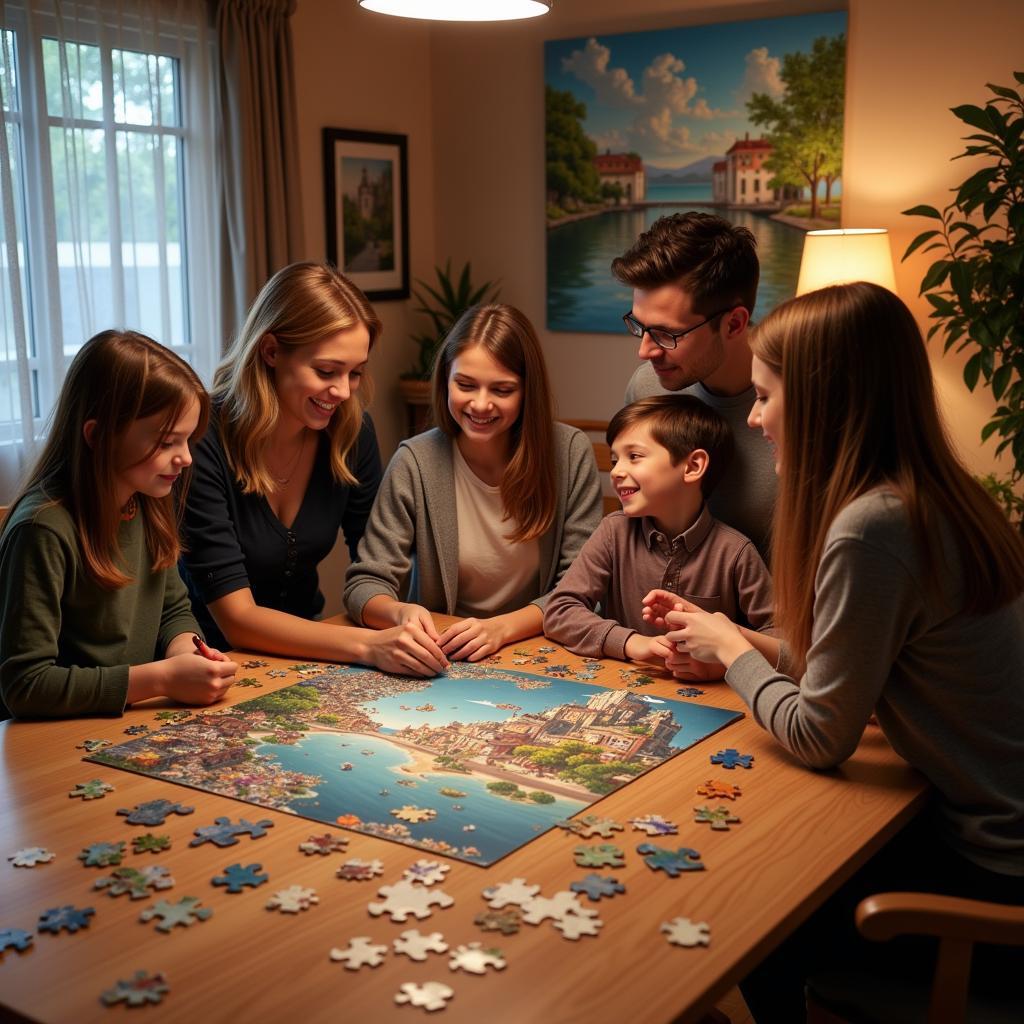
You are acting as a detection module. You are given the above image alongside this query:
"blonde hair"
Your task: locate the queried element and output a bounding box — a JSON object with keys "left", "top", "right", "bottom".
{"left": 754, "top": 282, "right": 1024, "bottom": 665}
{"left": 212, "top": 262, "right": 381, "bottom": 493}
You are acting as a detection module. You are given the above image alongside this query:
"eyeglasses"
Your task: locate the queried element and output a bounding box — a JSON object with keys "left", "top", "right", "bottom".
{"left": 622, "top": 308, "right": 732, "bottom": 350}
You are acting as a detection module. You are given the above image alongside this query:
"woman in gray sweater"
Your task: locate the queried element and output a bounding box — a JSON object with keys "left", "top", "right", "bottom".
{"left": 345, "top": 304, "right": 602, "bottom": 667}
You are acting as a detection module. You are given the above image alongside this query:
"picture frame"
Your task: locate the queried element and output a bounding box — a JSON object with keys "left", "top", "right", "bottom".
{"left": 323, "top": 128, "right": 409, "bottom": 301}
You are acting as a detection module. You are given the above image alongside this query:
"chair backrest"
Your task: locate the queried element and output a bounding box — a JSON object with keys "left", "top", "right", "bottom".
{"left": 559, "top": 419, "right": 619, "bottom": 516}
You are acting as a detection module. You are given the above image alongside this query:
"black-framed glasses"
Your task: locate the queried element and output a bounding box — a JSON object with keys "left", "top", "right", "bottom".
{"left": 622, "top": 308, "right": 732, "bottom": 350}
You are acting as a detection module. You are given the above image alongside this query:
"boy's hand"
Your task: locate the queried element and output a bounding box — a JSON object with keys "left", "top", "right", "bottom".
{"left": 624, "top": 632, "right": 673, "bottom": 667}
{"left": 641, "top": 589, "right": 703, "bottom": 630}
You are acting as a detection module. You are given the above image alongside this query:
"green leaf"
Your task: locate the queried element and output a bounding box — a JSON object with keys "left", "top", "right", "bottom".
{"left": 902, "top": 229, "right": 942, "bottom": 259}
{"left": 981, "top": 420, "right": 1001, "bottom": 442}
{"left": 951, "top": 104, "right": 995, "bottom": 132}
{"left": 919, "top": 260, "right": 952, "bottom": 293}
{"left": 1014, "top": 71, "right": 1024, "bottom": 85}
{"left": 963, "top": 351, "right": 982, "bottom": 391}
{"left": 955, "top": 166, "right": 999, "bottom": 207}
{"left": 950, "top": 260, "right": 973, "bottom": 306}
{"left": 902, "top": 204, "right": 943, "bottom": 220}
{"left": 992, "top": 363, "right": 1013, "bottom": 399}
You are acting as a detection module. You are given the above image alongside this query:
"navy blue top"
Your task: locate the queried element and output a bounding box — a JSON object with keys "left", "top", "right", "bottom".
{"left": 180, "top": 410, "right": 382, "bottom": 649}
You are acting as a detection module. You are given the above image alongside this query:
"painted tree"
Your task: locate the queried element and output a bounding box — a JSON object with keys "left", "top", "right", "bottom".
{"left": 747, "top": 34, "right": 846, "bottom": 219}
{"left": 545, "top": 85, "right": 601, "bottom": 209}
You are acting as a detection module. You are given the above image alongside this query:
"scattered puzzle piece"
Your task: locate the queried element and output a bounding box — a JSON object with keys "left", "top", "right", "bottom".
{"left": 8, "top": 846, "right": 55, "bottom": 867}
{"left": 628, "top": 814, "right": 679, "bottom": 836}
{"left": 537, "top": 645, "right": 557, "bottom": 654}
{"left": 234, "top": 677, "right": 263, "bottom": 688}
{"left": 573, "top": 844, "right": 625, "bottom": 868}
{"left": 569, "top": 873, "right": 626, "bottom": 902}
{"left": 69, "top": 779, "right": 114, "bottom": 800}
{"left": 368, "top": 880, "right": 454, "bottom": 923}
{"left": 212, "top": 863, "right": 268, "bottom": 893}
{"left": 637, "top": 843, "right": 705, "bottom": 877}
{"left": 403, "top": 859, "right": 450, "bottom": 886}
{"left": 78, "top": 841, "right": 126, "bottom": 867}
{"left": 555, "top": 814, "right": 623, "bottom": 839}
{"left": 117, "top": 799, "right": 195, "bottom": 826}
{"left": 266, "top": 669, "right": 289, "bottom": 678}
{"left": 448, "top": 942, "right": 505, "bottom": 975}
{"left": 266, "top": 885, "right": 318, "bottom": 913}
{"left": 337, "top": 858, "right": 384, "bottom": 881}
{"left": 76, "top": 738, "right": 112, "bottom": 752}
{"left": 154, "top": 710, "right": 191, "bottom": 722}
{"left": 519, "top": 891, "right": 597, "bottom": 926}
{"left": 662, "top": 916, "right": 711, "bottom": 947}
{"left": 38, "top": 905, "right": 95, "bottom": 934}
{"left": 100, "top": 970, "right": 169, "bottom": 1007}
{"left": 481, "top": 878, "right": 540, "bottom": 909}
{"left": 0, "top": 929, "right": 33, "bottom": 954}
{"left": 394, "top": 981, "right": 454, "bottom": 1013}
{"left": 697, "top": 779, "right": 742, "bottom": 801}
{"left": 391, "top": 805, "right": 437, "bottom": 824}
{"left": 298, "top": 833, "right": 348, "bottom": 856}
{"left": 329, "top": 936, "right": 388, "bottom": 970}
{"left": 190, "top": 816, "right": 274, "bottom": 848}
{"left": 553, "top": 914, "right": 603, "bottom": 940}
{"left": 241, "top": 659, "right": 268, "bottom": 669}
{"left": 473, "top": 907, "right": 522, "bottom": 934}
{"left": 710, "top": 748, "right": 754, "bottom": 770}
{"left": 95, "top": 865, "right": 174, "bottom": 900}
{"left": 133, "top": 833, "right": 171, "bottom": 855}
{"left": 123, "top": 724, "right": 150, "bottom": 736}
{"left": 675, "top": 687, "right": 706, "bottom": 698}
{"left": 694, "top": 805, "right": 741, "bottom": 830}
{"left": 140, "top": 897, "right": 212, "bottom": 932}
{"left": 393, "top": 929, "right": 449, "bottom": 962}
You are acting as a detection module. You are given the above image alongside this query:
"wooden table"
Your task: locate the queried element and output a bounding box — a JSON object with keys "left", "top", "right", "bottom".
{"left": 0, "top": 623, "right": 927, "bottom": 1023}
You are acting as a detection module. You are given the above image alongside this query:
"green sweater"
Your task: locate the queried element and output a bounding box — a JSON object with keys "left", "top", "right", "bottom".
{"left": 0, "top": 490, "right": 199, "bottom": 718}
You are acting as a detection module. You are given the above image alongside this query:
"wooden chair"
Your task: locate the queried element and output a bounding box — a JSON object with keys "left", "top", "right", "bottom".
{"left": 560, "top": 418, "right": 619, "bottom": 516}
{"left": 806, "top": 892, "right": 1024, "bottom": 1024}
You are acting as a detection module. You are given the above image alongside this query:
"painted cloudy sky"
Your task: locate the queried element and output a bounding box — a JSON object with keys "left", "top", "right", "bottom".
{"left": 544, "top": 10, "right": 847, "bottom": 171}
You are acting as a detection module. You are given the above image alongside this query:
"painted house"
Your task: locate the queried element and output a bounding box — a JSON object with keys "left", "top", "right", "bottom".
{"left": 714, "top": 134, "right": 794, "bottom": 206}
{"left": 594, "top": 152, "right": 646, "bottom": 202}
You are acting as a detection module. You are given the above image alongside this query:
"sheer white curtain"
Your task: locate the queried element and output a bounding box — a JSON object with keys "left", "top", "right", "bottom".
{"left": 0, "top": 0, "right": 219, "bottom": 502}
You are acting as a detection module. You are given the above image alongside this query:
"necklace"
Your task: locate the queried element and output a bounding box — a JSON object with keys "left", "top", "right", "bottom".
{"left": 120, "top": 494, "right": 138, "bottom": 521}
{"left": 269, "top": 431, "right": 308, "bottom": 485}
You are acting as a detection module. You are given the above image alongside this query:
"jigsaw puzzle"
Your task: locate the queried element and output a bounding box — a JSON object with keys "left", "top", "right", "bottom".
{"left": 330, "top": 936, "right": 388, "bottom": 970}
{"left": 394, "top": 981, "right": 454, "bottom": 1012}
{"left": 393, "top": 929, "right": 448, "bottom": 961}
{"left": 212, "top": 863, "right": 268, "bottom": 893}
{"left": 88, "top": 663, "right": 741, "bottom": 866}
{"left": 100, "top": 970, "right": 169, "bottom": 1007}
{"left": 140, "top": 897, "right": 212, "bottom": 931}
{"left": 8, "top": 847, "right": 54, "bottom": 867}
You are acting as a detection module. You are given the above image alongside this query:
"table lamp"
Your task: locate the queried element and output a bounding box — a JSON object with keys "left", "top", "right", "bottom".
{"left": 795, "top": 228, "right": 897, "bottom": 296}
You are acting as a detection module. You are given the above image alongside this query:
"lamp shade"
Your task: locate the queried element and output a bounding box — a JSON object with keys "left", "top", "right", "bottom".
{"left": 795, "top": 229, "right": 897, "bottom": 296}
{"left": 357, "top": 0, "right": 552, "bottom": 20}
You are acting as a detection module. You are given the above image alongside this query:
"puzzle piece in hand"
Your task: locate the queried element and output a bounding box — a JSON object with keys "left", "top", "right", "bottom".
{"left": 473, "top": 907, "right": 522, "bottom": 935}
{"left": 133, "top": 833, "right": 171, "bottom": 855}
{"left": 329, "top": 936, "right": 388, "bottom": 970}
{"left": 481, "top": 878, "right": 540, "bottom": 909}
{"left": 394, "top": 981, "right": 454, "bottom": 1013}
{"left": 553, "top": 914, "right": 603, "bottom": 940}
{"left": 697, "top": 779, "right": 742, "bottom": 801}
{"left": 123, "top": 724, "right": 150, "bottom": 736}
{"left": 637, "top": 843, "right": 705, "bottom": 877}
{"left": 117, "top": 799, "right": 195, "bottom": 826}
{"left": 189, "top": 816, "right": 274, "bottom": 848}
{"left": 662, "top": 916, "right": 711, "bottom": 947}
{"left": 8, "top": 846, "right": 55, "bottom": 867}
{"left": 391, "top": 805, "right": 437, "bottom": 824}
{"left": 393, "top": 929, "right": 448, "bottom": 962}
{"left": 0, "top": 929, "right": 33, "bottom": 955}
{"left": 573, "top": 844, "right": 625, "bottom": 868}
{"left": 75, "top": 738, "right": 112, "bottom": 752}
{"left": 78, "top": 841, "right": 126, "bottom": 867}
{"left": 675, "top": 686, "right": 706, "bottom": 698}
{"left": 100, "top": 970, "right": 169, "bottom": 1007}
{"left": 448, "top": 942, "right": 505, "bottom": 975}
{"left": 628, "top": 814, "right": 678, "bottom": 836}
{"left": 95, "top": 865, "right": 175, "bottom": 900}
{"left": 298, "top": 832, "right": 348, "bottom": 856}
{"left": 266, "top": 885, "right": 318, "bottom": 913}
{"left": 519, "top": 891, "right": 597, "bottom": 926}
{"left": 710, "top": 748, "right": 754, "bottom": 770}
{"left": 212, "top": 863, "right": 268, "bottom": 893}
{"left": 368, "top": 880, "right": 454, "bottom": 922}
{"left": 555, "top": 814, "right": 623, "bottom": 839}
{"left": 38, "top": 905, "right": 95, "bottom": 934}
{"left": 569, "top": 873, "right": 626, "bottom": 902}
{"left": 403, "top": 859, "right": 450, "bottom": 886}
{"left": 140, "top": 897, "right": 212, "bottom": 932}
{"left": 694, "top": 805, "right": 741, "bottom": 830}
{"left": 69, "top": 779, "right": 114, "bottom": 800}
{"left": 337, "top": 858, "right": 384, "bottom": 881}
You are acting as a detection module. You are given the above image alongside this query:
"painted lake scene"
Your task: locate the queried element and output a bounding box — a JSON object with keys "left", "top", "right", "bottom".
{"left": 89, "top": 663, "right": 742, "bottom": 866}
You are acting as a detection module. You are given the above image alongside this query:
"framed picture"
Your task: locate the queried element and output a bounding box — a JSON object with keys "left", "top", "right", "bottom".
{"left": 323, "top": 128, "right": 409, "bottom": 301}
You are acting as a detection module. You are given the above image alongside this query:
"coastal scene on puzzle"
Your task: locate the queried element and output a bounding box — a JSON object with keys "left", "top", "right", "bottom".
{"left": 89, "top": 663, "right": 741, "bottom": 866}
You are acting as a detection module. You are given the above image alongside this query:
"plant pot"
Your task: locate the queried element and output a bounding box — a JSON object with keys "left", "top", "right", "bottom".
{"left": 397, "top": 378, "right": 433, "bottom": 438}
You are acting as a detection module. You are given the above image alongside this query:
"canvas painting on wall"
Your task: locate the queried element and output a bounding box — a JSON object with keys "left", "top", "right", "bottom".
{"left": 545, "top": 11, "right": 848, "bottom": 333}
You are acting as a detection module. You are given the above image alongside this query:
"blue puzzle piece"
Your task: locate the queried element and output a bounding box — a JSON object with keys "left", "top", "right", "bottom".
{"left": 0, "top": 928, "right": 33, "bottom": 954}
{"left": 38, "top": 905, "right": 95, "bottom": 934}
{"left": 78, "top": 841, "right": 126, "bottom": 867}
{"left": 710, "top": 748, "right": 754, "bottom": 770}
{"left": 212, "top": 862, "right": 269, "bottom": 893}
{"left": 636, "top": 843, "right": 705, "bottom": 877}
{"left": 675, "top": 687, "right": 706, "bottom": 698}
{"left": 569, "top": 873, "right": 627, "bottom": 902}
{"left": 123, "top": 724, "right": 150, "bottom": 736}
{"left": 190, "top": 816, "right": 274, "bottom": 848}
{"left": 117, "top": 799, "right": 195, "bottom": 826}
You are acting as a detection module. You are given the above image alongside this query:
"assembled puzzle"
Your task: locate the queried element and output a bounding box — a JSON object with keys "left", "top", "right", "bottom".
{"left": 89, "top": 663, "right": 740, "bottom": 866}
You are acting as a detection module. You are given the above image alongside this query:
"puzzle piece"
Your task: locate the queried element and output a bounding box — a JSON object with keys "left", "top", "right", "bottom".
{"left": 75, "top": 738, "right": 111, "bottom": 752}
{"left": 481, "top": 878, "right": 540, "bottom": 909}
{"left": 710, "top": 748, "right": 754, "bottom": 770}
{"left": 0, "top": 929, "right": 33, "bottom": 955}
{"left": 78, "top": 841, "right": 126, "bottom": 867}
{"left": 133, "top": 833, "right": 171, "bottom": 855}
{"left": 391, "top": 805, "right": 437, "bottom": 824}
{"left": 368, "top": 880, "right": 454, "bottom": 922}
{"left": 555, "top": 814, "right": 624, "bottom": 839}
{"left": 628, "top": 814, "right": 678, "bottom": 836}
{"left": 553, "top": 914, "right": 603, "bottom": 940}
{"left": 154, "top": 709, "right": 191, "bottom": 721}
{"left": 573, "top": 844, "right": 625, "bottom": 868}
{"left": 298, "top": 832, "right": 348, "bottom": 856}
{"left": 697, "top": 779, "right": 742, "bottom": 801}
{"left": 38, "top": 905, "right": 95, "bottom": 934}
{"left": 69, "top": 779, "right": 114, "bottom": 800}
{"left": 123, "top": 724, "right": 150, "bottom": 736}
{"left": 537, "top": 645, "right": 557, "bottom": 654}
{"left": 337, "top": 858, "right": 384, "bottom": 881}
{"left": 519, "top": 891, "right": 597, "bottom": 926}
{"left": 394, "top": 981, "right": 454, "bottom": 1013}
{"left": 266, "top": 885, "right": 318, "bottom": 913}
{"left": 8, "top": 846, "right": 55, "bottom": 867}
{"left": 694, "top": 805, "right": 741, "bottom": 830}
{"left": 189, "top": 816, "right": 274, "bottom": 848}
{"left": 266, "top": 669, "right": 289, "bottom": 678}
{"left": 675, "top": 686, "right": 706, "bottom": 698}
{"left": 393, "top": 929, "right": 449, "bottom": 962}
{"left": 448, "top": 942, "right": 505, "bottom": 975}
{"left": 569, "top": 873, "right": 626, "bottom": 902}
{"left": 140, "top": 897, "right": 212, "bottom": 932}
{"left": 100, "top": 970, "right": 169, "bottom": 1007}
{"left": 329, "top": 936, "right": 388, "bottom": 970}
{"left": 637, "top": 843, "right": 705, "bottom": 877}
{"left": 403, "top": 859, "right": 450, "bottom": 886}
{"left": 662, "top": 917, "right": 711, "bottom": 947}
{"left": 95, "top": 865, "right": 174, "bottom": 900}
{"left": 212, "top": 863, "right": 268, "bottom": 893}
{"left": 241, "top": 659, "right": 268, "bottom": 669}
{"left": 234, "top": 677, "right": 263, "bottom": 688}
{"left": 473, "top": 907, "right": 522, "bottom": 935}
{"left": 117, "top": 799, "right": 195, "bottom": 826}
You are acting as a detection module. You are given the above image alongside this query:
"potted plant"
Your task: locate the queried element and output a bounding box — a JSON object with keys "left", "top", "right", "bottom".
{"left": 397, "top": 260, "right": 500, "bottom": 436}
{"left": 902, "top": 71, "right": 1024, "bottom": 528}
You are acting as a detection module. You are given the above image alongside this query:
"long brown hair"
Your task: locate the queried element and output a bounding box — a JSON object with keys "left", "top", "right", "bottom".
{"left": 212, "top": 262, "right": 381, "bottom": 493}
{"left": 11, "top": 330, "right": 209, "bottom": 588}
{"left": 430, "top": 304, "right": 557, "bottom": 543}
{"left": 754, "top": 282, "right": 1024, "bottom": 664}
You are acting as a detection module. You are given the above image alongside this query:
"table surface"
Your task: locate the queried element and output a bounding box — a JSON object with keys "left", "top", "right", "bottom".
{"left": 0, "top": 621, "right": 927, "bottom": 1024}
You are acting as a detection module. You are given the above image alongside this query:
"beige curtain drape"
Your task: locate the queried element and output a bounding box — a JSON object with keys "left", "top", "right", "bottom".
{"left": 214, "top": 0, "right": 305, "bottom": 345}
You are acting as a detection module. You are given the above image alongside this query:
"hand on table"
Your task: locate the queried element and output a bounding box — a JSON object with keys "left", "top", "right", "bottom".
{"left": 438, "top": 617, "right": 508, "bottom": 662}
{"left": 392, "top": 601, "right": 443, "bottom": 641}
{"left": 161, "top": 650, "right": 238, "bottom": 704}
{"left": 623, "top": 632, "right": 674, "bottom": 668}
{"left": 362, "top": 622, "right": 450, "bottom": 677}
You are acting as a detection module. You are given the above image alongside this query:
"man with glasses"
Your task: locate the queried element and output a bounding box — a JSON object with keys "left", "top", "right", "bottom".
{"left": 614, "top": 212, "right": 776, "bottom": 558}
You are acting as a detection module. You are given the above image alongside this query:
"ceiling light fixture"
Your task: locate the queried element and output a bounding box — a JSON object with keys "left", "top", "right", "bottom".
{"left": 357, "top": 0, "right": 552, "bottom": 22}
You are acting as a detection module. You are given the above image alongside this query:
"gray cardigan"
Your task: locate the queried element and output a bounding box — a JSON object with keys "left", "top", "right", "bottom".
{"left": 344, "top": 423, "right": 602, "bottom": 621}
